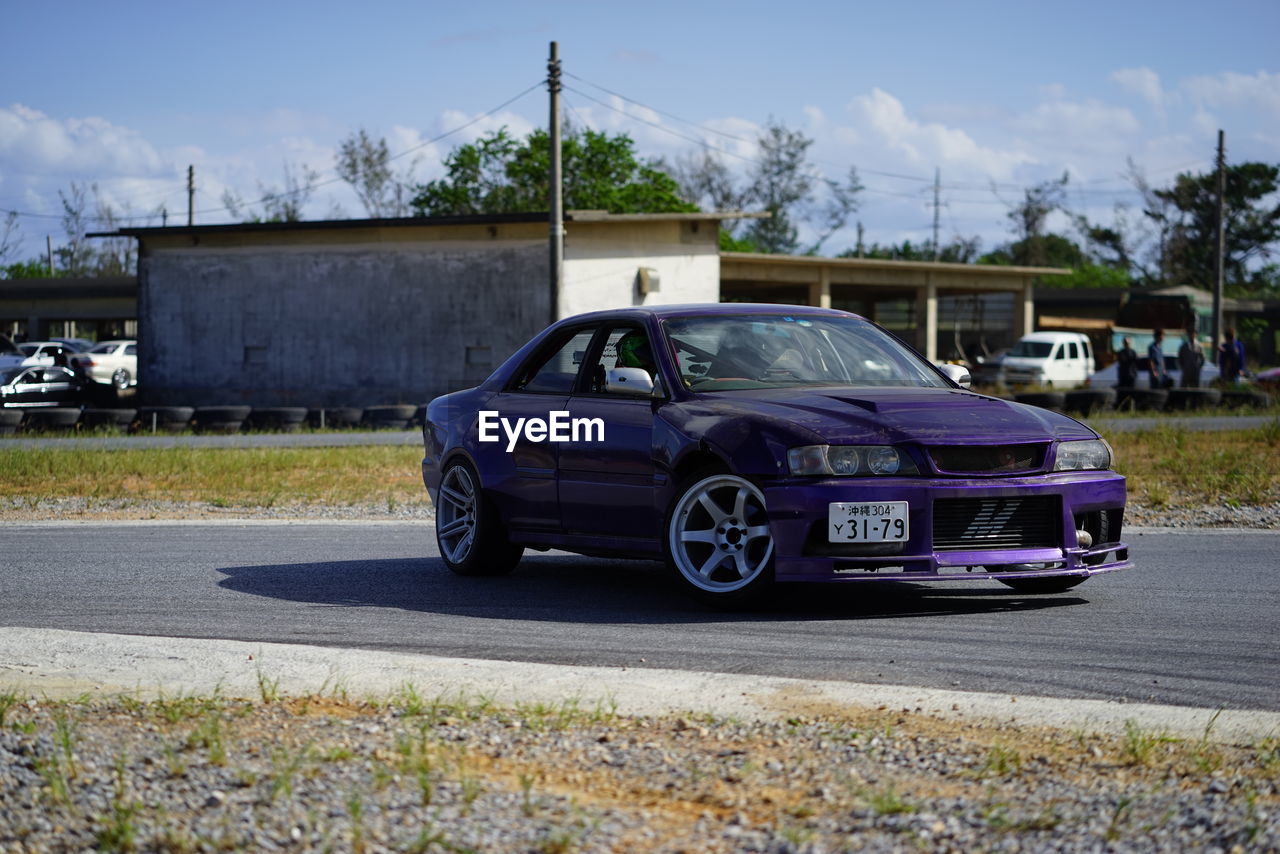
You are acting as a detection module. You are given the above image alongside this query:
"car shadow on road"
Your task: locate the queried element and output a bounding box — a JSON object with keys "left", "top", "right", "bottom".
{"left": 216, "top": 553, "right": 1089, "bottom": 624}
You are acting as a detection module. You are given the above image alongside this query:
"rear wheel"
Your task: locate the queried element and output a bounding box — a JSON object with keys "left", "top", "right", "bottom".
{"left": 111, "top": 368, "right": 131, "bottom": 389}
{"left": 436, "top": 459, "right": 522, "bottom": 576}
{"left": 665, "top": 471, "right": 775, "bottom": 607}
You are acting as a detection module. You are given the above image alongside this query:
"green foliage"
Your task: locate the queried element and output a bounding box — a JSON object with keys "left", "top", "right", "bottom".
{"left": 1041, "top": 262, "right": 1131, "bottom": 289}
{"left": 718, "top": 229, "right": 760, "bottom": 252}
{"left": 1, "top": 259, "right": 53, "bottom": 279}
{"left": 411, "top": 126, "right": 697, "bottom": 216}
{"left": 980, "top": 232, "right": 1085, "bottom": 269}
{"left": 841, "top": 237, "right": 981, "bottom": 263}
{"left": 1152, "top": 162, "right": 1280, "bottom": 295}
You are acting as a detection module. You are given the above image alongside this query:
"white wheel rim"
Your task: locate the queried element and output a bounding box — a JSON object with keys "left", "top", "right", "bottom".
{"left": 669, "top": 475, "right": 773, "bottom": 593}
{"left": 437, "top": 465, "right": 477, "bottom": 564}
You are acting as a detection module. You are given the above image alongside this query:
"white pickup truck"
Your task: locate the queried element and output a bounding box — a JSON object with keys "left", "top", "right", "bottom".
{"left": 1000, "top": 332, "right": 1095, "bottom": 388}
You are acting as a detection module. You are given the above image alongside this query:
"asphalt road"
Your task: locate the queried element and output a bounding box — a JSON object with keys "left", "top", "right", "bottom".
{"left": 4, "top": 523, "right": 1277, "bottom": 712}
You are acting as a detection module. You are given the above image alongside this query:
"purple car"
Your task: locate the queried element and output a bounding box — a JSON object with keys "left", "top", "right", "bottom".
{"left": 422, "top": 304, "right": 1130, "bottom": 606}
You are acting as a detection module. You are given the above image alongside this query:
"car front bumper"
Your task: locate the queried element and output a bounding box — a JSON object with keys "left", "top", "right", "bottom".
{"left": 761, "top": 471, "right": 1130, "bottom": 583}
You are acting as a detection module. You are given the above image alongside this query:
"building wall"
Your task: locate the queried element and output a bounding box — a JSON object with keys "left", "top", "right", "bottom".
{"left": 139, "top": 242, "right": 548, "bottom": 407}
{"left": 561, "top": 219, "right": 720, "bottom": 317}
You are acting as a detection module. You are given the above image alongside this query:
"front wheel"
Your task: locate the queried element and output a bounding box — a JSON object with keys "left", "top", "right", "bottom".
{"left": 436, "top": 460, "right": 522, "bottom": 576}
{"left": 665, "top": 471, "right": 775, "bottom": 607}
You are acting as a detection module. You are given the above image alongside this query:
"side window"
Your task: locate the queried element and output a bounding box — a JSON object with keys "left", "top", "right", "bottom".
{"left": 1067, "top": 342, "right": 1079, "bottom": 360}
{"left": 125, "top": 344, "right": 137, "bottom": 356}
{"left": 583, "top": 326, "right": 655, "bottom": 393}
{"left": 18, "top": 370, "right": 41, "bottom": 385}
{"left": 511, "top": 329, "right": 596, "bottom": 394}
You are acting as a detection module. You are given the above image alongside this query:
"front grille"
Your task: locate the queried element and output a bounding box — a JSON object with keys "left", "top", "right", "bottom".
{"left": 927, "top": 444, "right": 1047, "bottom": 475}
{"left": 933, "top": 496, "right": 1060, "bottom": 551}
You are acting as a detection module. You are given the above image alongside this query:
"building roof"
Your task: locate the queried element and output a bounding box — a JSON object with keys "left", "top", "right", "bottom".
{"left": 722, "top": 251, "right": 1068, "bottom": 277}
{"left": 89, "top": 210, "right": 764, "bottom": 240}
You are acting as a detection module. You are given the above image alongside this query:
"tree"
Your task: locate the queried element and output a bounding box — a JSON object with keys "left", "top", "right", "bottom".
{"left": 0, "top": 211, "right": 20, "bottom": 267}
{"left": 840, "top": 237, "right": 981, "bottom": 264}
{"left": 672, "top": 119, "right": 862, "bottom": 255}
{"left": 999, "top": 173, "right": 1070, "bottom": 267}
{"left": 1147, "top": 162, "right": 1280, "bottom": 296}
{"left": 222, "top": 162, "right": 321, "bottom": 223}
{"left": 410, "top": 126, "right": 696, "bottom": 217}
{"left": 336, "top": 128, "right": 416, "bottom": 217}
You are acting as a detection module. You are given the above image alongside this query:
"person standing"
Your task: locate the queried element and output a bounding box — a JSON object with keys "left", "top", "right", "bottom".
{"left": 1115, "top": 337, "right": 1139, "bottom": 388}
{"left": 1177, "top": 328, "right": 1204, "bottom": 387}
{"left": 1147, "top": 328, "right": 1168, "bottom": 389}
{"left": 1218, "top": 327, "right": 1247, "bottom": 385}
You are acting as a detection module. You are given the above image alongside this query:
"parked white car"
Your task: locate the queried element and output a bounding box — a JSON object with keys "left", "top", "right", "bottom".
{"left": 0, "top": 341, "right": 80, "bottom": 371}
{"left": 74, "top": 339, "right": 138, "bottom": 389}
{"left": 1000, "top": 332, "right": 1096, "bottom": 388}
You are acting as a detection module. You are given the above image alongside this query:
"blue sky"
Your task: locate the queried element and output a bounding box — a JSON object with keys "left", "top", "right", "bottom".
{"left": 3, "top": 0, "right": 1278, "bottom": 262}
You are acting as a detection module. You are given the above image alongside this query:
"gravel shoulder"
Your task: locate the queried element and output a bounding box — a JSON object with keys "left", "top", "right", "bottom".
{"left": 2, "top": 628, "right": 1278, "bottom": 853}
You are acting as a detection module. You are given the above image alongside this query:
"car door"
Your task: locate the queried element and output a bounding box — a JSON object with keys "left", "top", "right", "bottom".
{"left": 41, "top": 367, "right": 79, "bottom": 406}
{"left": 11, "top": 369, "right": 47, "bottom": 407}
{"left": 557, "top": 324, "right": 662, "bottom": 540}
{"left": 479, "top": 326, "right": 597, "bottom": 532}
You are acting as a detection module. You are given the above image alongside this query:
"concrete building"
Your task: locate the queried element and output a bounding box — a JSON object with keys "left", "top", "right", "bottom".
{"left": 0, "top": 277, "right": 137, "bottom": 343}
{"left": 720, "top": 253, "right": 1062, "bottom": 363}
{"left": 111, "top": 212, "right": 746, "bottom": 407}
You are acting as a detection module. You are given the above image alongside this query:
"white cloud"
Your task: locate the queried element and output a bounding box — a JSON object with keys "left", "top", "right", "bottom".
{"left": 1183, "top": 70, "right": 1280, "bottom": 119}
{"left": 845, "top": 88, "right": 1034, "bottom": 180}
{"left": 0, "top": 104, "right": 167, "bottom": 177}
{"left": 1111, "top": 67, "right": 1166, "bottom": 110}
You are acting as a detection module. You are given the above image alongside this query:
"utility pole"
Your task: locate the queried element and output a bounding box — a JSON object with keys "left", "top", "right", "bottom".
{"left": 46, "top": 235, "right": 54, "bottom": 276}
{"left": 1213, "top": 130, "right": 1226, "bottom": 358}
{"left": 930, "top": 168, "right": 942, "bottom": 262}
{"left": 547, "top": 42, "right": 563, "bottom": 324}
{"left": 856, "top": 222, "right": 864, "bottom": 258}
{"left": 187, "top": 165, "right": 195, "bottom": 227}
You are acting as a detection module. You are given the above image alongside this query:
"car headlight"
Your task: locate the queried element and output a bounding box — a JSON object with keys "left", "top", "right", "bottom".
{"left": 787, "top": 445, "right": 918, "bottom": 476}
{"left": 1053, "top": 439, "right": 1112, "bottom": 472}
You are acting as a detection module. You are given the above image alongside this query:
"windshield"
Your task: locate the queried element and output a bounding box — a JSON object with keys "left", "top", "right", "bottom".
{"left": 1007, "top": 340, "right": 1054, "bottom": 358}
{"left": 662, "top": 314, "right": 948, "bottom": 391}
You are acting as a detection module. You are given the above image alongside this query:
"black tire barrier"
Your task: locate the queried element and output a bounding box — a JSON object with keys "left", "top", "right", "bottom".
{"left": 81, "top": 408, "right": 138, "bottom": 430}
{"left": 1118, "top": 388, "right": 1169, "bottom": 412}
{"left": 1013, "top": 392, "right": 1065, "bottom": 411}
{"left": 248, "top": 406, "right": 308, "bottom": 432}
{"left": 1063, "top": 389, "right": 1115, "bottom": 416}
{"left": 1221, "top": 389, "right": 1273, "bottom": 409}
{"left": 413, "top": 404, "right": 428, "bottom": 427}
{"left": 362, "top": 404, "right": 417, "bottom": 430}
{"left": 0, "top": 408, "right": 26, "bottom": 435}
{"left": 1165, "top": 388, "right": 1222, "bottom": 411}
{"left": 308, "top": 407, "right": 365, "bottom": 428}
{"left": 194, "top": 405, "right": 252, "bottom": 434}
{"left": 23, "top": 407, "right": 82, "bottom": 431}
{"left": 137, "top": 406, "right": 194, "bottom": 433}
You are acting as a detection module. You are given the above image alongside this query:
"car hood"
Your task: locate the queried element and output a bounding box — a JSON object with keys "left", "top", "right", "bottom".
{"left": 683, "top": 386, "right": 1096, "bottom": 445}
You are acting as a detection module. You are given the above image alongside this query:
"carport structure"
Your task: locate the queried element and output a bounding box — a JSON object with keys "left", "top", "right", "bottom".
{"left": 720, "top": 252, "right": 1067, "bottom": 362}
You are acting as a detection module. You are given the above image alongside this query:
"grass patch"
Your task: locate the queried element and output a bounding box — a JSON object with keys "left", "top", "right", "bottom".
{"left": 0, "top": 445, "right": 429, "bottom": 508}
{"left": 1107, "top": 423, "right": 1280, "bottom": 508}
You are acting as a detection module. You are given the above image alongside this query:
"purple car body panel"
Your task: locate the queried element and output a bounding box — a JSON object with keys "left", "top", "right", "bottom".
{"left": 422, "top": 304, "right": 1131, "bottom": 585}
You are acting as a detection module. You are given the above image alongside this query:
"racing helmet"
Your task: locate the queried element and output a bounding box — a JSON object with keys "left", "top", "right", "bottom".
{"left": 616, "top": 330, "right": 654, "bottom": 371}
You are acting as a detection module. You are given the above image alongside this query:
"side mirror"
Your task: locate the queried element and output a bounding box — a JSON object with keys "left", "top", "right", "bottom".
{"left": 939, "top": 363, "right": 971, "bottom": 389}
{"left": 605, "top": 367, "right": 656, "bottom": 396}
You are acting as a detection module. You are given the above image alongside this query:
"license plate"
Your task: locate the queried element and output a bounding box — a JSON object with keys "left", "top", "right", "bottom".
{"left": 828, "top": 501, "right": 909, "bottom": 542}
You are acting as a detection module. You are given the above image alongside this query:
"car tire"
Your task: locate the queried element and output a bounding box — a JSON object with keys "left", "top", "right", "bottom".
{"left": 136, "top": 406, "right": 194, "bottom": 433}
{"left": 195, "top": 405, "right": 251, "bottom": 434}
{"left": 664, "top": 469, "right": 775, "bottom": 608}
{"left": 24, "top": 407, "right": 82, "bottom": 431}
{"left": 308, "top": 407, "right": 364, "bottom": 428}
{"left": 1165, "top": 388, "right": 1222, "bottom": 411}
{"left": 1221, "top": 389, "right": 1273, "bottom": 409}
{"left": 363, "top": 404, "right": 417, "bottom": 430}
{"left": 81, "top": 408, "right": 138, "bottom": 430}
{"left": 997, "top": 576, "right": 1087, "bottom": 594}
{"left": 1063, "top": 389, "right": 1115, "bottom": 416}
{"left": 1124, "top": 388, "right": 1168, "bottom": 411}
{"left": 1013, "top": 392, "right": 1065, "bottom": 411}
{"left": 111, "top": 368, "right": 131, "bottom": 390}
{"left": 436, "top": 458, "right": 523, "bottom": 576}
{"left": 248, "top": 407, "right": 308, "bottom": 432}
{"left": 0, "top": 409, "right": 23, "bottom": 435}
